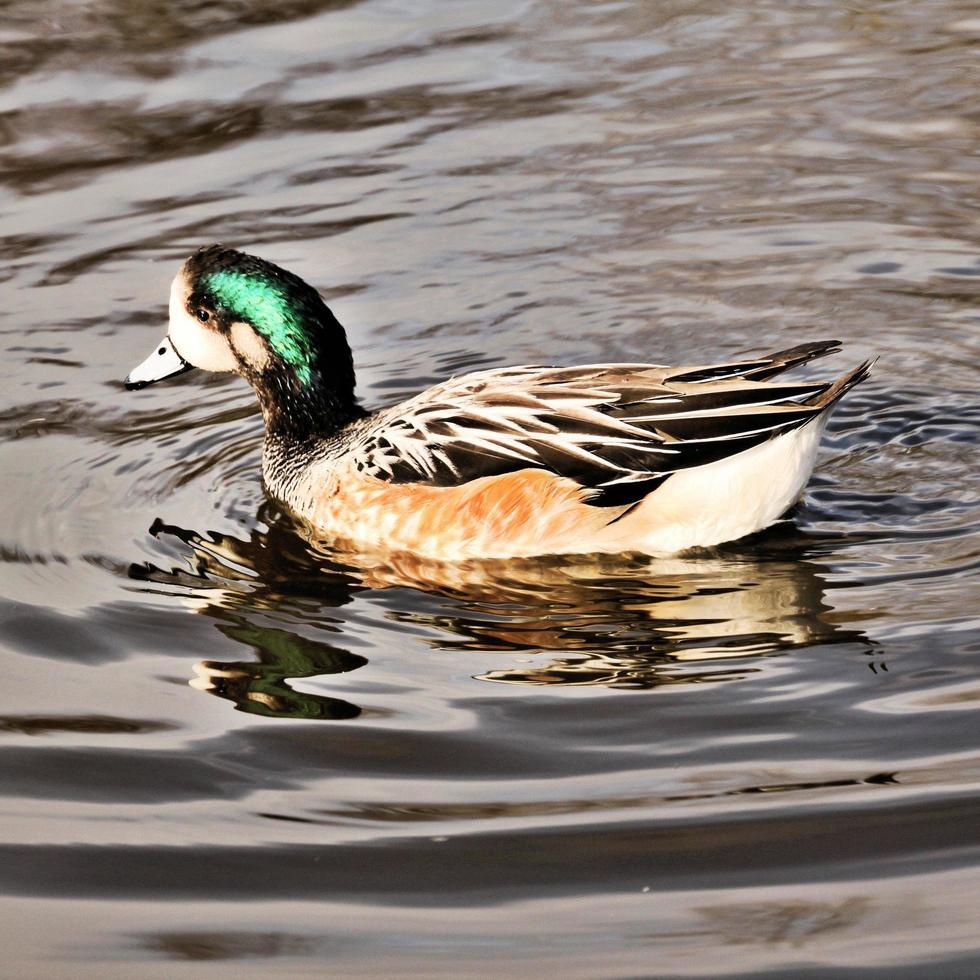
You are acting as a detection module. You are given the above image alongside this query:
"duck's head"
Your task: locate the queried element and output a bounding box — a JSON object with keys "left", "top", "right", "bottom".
{"left": 126, "top": 245, "right": 359, "bottom": 434}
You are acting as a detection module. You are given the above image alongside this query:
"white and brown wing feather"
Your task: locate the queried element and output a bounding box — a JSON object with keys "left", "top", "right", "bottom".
{"left": 349, "top": 340, "right": 871, "bottom": 507}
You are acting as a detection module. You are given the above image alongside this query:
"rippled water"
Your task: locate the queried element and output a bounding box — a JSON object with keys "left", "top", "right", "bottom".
{"left": 2, "top": 1, "right": 979, "bottom": 976}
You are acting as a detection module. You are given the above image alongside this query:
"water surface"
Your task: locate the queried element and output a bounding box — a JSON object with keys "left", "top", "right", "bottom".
{"left": 1, "top": 0, "right": 979, "bottom": 976}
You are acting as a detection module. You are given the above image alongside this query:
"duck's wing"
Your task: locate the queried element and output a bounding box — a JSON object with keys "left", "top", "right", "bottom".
{"left": 351, "top": 340, "right": 871, "bottom": 508}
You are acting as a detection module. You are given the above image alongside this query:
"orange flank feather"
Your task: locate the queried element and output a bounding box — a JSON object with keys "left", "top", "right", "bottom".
{"left": 294, "top": 464, "right": 621, "bottom": 560}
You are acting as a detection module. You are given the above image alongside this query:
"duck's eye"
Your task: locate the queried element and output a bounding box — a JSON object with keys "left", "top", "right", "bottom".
{"left": 195, "top": 308, "right": 211, "bottom": 323}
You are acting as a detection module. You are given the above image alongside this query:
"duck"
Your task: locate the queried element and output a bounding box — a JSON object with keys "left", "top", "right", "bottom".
{"left": 125, "top": 244, "right": 873, "bottom": 560}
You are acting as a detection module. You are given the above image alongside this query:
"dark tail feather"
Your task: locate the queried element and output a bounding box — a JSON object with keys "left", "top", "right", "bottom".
{"left": 667, "top": 339, "right": 844, "bottom": 385}
{"left": 805, "top": 357, "right": 876, "bottom": 412}
{"left": 746, "top": 340, "right": 843, "bottom": 381}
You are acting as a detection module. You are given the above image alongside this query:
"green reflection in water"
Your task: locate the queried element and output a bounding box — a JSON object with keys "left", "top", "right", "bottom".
{"left": 192, "top": 619, "right": 365, "bottom": 720}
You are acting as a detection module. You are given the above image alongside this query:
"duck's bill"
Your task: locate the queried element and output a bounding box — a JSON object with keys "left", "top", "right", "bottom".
{"left": 125, "top": 336, "right": 193, "bottom": 390}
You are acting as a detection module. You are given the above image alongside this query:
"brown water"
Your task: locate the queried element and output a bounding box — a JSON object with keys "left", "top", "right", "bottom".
{"left": 1, "top": 1, "right": 979, "bottom": 976}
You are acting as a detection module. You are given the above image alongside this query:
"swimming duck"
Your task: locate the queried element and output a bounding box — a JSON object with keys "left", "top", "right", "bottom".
{"left": 126, "top": 245, "right": 872, "bottom": 559}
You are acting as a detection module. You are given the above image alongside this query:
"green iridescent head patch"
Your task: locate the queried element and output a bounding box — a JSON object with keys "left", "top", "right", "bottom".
{"left": 206, "top": 268, "right": 314, "bottom": 385}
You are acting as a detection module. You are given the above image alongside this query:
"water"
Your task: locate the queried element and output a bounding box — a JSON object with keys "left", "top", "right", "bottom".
{"left": 1, "top": 0, "right": 979, "bottom": 975}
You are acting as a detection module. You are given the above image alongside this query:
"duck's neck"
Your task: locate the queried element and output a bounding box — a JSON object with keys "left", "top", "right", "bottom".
{"left": 255, "top": 304, "right": 365, "bottom": 446}
{"left": 256, "top": 369, "right": 367, "bottom": 466}
{"left": 253, "top": 306, "right": 368, "bottom": 502}
{"left": 258, "top": 367, "right": 366, "bottom": 504}
{"left": 258, "top": 368, "right": 363, "bottom": 445}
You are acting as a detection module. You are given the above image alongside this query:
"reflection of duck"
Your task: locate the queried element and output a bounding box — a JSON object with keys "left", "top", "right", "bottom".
{"left": 341, "top": 537, "right": 867, "bottom": 688}
{"left": 126, "top": 245, "right": 872, "bottom": 558}
{"left": 132, "top": 512, "right": 869, "bottom": 715}
{"left": 132, "top": 516, "right": 367, "bottom": 720}
{"left": 190, "top": 620, "right": 365, "bottom": 721}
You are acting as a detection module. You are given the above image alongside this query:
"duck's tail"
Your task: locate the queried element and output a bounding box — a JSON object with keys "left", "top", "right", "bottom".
{"left": 747, "top": 339, "right": 844, "bottom": 381}
{"left": 804, "top": 355, "right": 876, "bottom": 413}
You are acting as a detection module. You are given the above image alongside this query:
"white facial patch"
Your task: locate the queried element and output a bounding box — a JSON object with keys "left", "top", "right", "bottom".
{"left": 167, "top": 269, "right": 238, "bottom": 373}
{"left": 229, "top": 321, "right": 271, "bottom": 372}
